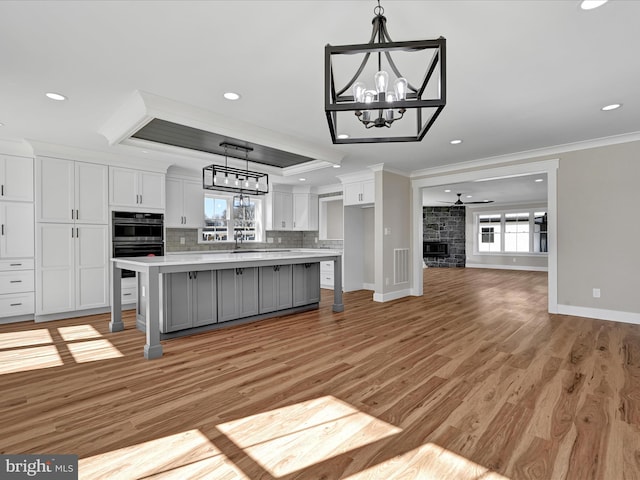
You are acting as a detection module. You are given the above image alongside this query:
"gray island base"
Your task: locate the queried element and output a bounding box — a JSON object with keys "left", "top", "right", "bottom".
{"left": 109, "top": 249, "right": 343, "bottom": 359}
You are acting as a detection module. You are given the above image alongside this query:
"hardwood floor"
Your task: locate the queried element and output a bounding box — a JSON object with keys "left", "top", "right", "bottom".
{"left": 1, "top": 268, "right": 639, "bottom": 479}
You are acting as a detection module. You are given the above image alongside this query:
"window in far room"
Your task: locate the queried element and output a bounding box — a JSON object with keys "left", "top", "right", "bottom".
{"left": 201, "top": 194, "right": 263, "bottom": 243}
{"left": 475, "top": 209, "right": 547, "bottom": 254}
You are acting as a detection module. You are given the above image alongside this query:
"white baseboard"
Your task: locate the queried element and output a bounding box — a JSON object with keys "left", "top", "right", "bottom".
{"left": 362, "top": 283, "right": 375, "bottom": 291}
{"left": 557, "top": 304, "right": 640, "bottom": 325}
{"left": 373, "top": 288, "right": 412, "bottom": 303}
{"left": 465, "top": 263, "right": 548, "bottom": 272}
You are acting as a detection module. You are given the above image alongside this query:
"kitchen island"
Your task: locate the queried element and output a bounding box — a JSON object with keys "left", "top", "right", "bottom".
{"left": 109, "top": 249, "right": 343, "bottom": 359}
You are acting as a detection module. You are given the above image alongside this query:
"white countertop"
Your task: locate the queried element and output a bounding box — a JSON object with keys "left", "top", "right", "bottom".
{"left": 112, "top": 248, "right": 342, "bottom": 268}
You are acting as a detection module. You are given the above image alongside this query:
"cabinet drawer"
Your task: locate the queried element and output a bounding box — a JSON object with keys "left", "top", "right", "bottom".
{"left": 321, "top": 272, "right": 334, "bottom": 289}
{"left": 320, "top": 261, "right": 334, "bottom": 272}
{"left": 0, "top": 270, "right": 34, "bottom": 294}
{"left": 121, "top": 286, "right": 137, "bottom": 304}
{"left": 0, "top": 259, "right": 35, "bottom": 271}
{"left": 0, "top": 293, "right": 35, "bottom": 317}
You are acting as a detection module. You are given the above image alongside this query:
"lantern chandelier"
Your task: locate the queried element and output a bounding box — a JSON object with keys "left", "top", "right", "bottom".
{"left": 202, "top": 142, "right": 269, "bottom": 195}
{"left": 325, "top": 0, "right": 446, "bottom": 143}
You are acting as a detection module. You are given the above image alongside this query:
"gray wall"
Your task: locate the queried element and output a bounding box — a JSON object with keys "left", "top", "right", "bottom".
{"left": 557, "top": 141, "right": 640, "bottom": 313}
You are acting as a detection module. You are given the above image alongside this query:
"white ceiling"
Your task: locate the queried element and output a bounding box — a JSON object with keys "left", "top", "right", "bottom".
{"left": 1, "top": 0, "right": 639, "bottom": 188}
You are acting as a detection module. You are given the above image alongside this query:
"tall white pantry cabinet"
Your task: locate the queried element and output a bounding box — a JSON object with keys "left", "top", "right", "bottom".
{"left": 0, "top": 155, "right": 35, "bottom": 320}
{"left": 36, "top": 157, "right": 109, "bottom": 316}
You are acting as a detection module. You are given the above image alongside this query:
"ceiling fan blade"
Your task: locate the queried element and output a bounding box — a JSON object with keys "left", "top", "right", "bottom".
{"left": 464, "top": 200, "right": 494, "bottom": 204}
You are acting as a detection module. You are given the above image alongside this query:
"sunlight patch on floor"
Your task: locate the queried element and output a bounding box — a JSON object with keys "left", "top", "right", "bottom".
{"left": 78, "top": 429, "right": 247, "bottom": 479}
{"left": 216, "top": 395, "right": 402, "bottom": 477}
{"left": 0, "top": 328, "right": 53, "bottom": 349}
{"left": 0, "top": 345, "right": 63, "bottom": 375}
{"left": 58, "top": 324, "right": 102, "bottom": 341}
{"left": 344, "top": 442, "right": 511, "bottom": 480}
{"left": 66, "top": 339, "right": 124, "bottom": 363}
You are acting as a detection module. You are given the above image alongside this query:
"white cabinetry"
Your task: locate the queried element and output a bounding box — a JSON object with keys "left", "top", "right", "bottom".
{"left": 1, "top": 203, "right": 34, "bottom": 259}
{"left": 0, "top": 155, "right": 35, "bottom": 320}
{"left": 37, "top": 158, "right": 108, "bottom": 224}
{"left": 0, "top": 260, "right": 35, "bottom": 318}
{"left": 36, "top": 157, "right": 109, "bottom": 316}
{"left": 166, "top": 178, "right": 203, "bottom": 228}
{"left": 293, "top": 193, "right": 318, "bottom": 231}
{"left": 36, "top": 223, "right": 108, "bottom": 314}
{"left": 0, "top": 155, "right": 33, "bottom": 202}
{"left": 110, "top": 167, "right": 165, "bottom": 210}
{"left": 266, "top": 187, "right": 319, "bottom": 231}
{"left": 344, "top": 180, "right": 374, "bottom": 206}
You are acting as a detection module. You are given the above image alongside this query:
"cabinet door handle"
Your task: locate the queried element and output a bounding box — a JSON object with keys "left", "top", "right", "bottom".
{"left": 76, "top": 209, "right": 79, "bottom": 219}
{"left": 10, "top": 303, "right": 22, "bottom": 307}
{"left": 71, "top": 209, "right": 75, "bottom": 220}
{"left": 9, "top": 263, "right": 22, "bottom": 266}
{"left": 236, "top": 267, "right": 244, "bottom": 275}
{"left": 188, "top": 272, "right": 192, "bottom": 279}
{"left": 139, "top": 194, "right": 142, "bottom": 204}
{"left": 9, "top": 280, "right": 22, "bottom": 283}
{"left": 71, "top": 227, "right": 74, "bottom": 238}
{"left": 1, "top": 224, "right": 4, "bottom": 235}
{"left": 76, "top": 227, "right": 79, "bottom": 238}
{"left": 193, "top": 272, "right": 197, "bottom": 279}
{"left": 1, "top": 184, "right": 3, "bottom": 196}
{"left": 123, "top": 293, "right": 132, "bottom": 296}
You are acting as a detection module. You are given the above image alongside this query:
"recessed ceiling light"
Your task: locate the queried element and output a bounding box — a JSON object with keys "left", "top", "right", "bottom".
{"left": 141, "top": 150, "right": 149, "bottom": 154}
{"left": 0, "top": 122, "right": 4, "bottom": 127}
{"left": 444, "top": 189, "right": 451, "bottom": 193}
{"left": 223, "top": 92, "right": 241, "bottom": 101}
{"left": 580, "top": 0, "right": 608, "bottom": 10}
{"left": 601, "top": 103, "right": 622, "bottom": 111}
{"left": 466, "top": 195, "right": 473, "bottom": 198}
{"left": 337, "top": 134, "right": 350, "bottom": 139}
{"left": 45, "top": 92, "right": 67, "bottom": 101}
{"left": 535, "top": 178, "right": 544, "bottom": 183}
{"left": 332, "top": 164, "right": 341, "bottom": 168}
{"left": 299, "top": 178, "right": 306, "bottom": 182}
{"left": 450, "top": 139, "right": 463, "bottom": 145}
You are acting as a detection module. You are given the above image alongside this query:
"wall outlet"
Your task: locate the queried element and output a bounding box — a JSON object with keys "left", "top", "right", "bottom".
{"left": 512, "top": 257, "right": 517, "bottom": 263}
{"left": 593, "top": 288, "right": 601, "bottom": 298}
{"left": 384, "top": 227, "right": 391, "bottom": 236}
{"left": 180, "top": 237, "right": 185, "bottom": 245}
{"left": 267, "top": 237, "right": 274, "bottom": 244}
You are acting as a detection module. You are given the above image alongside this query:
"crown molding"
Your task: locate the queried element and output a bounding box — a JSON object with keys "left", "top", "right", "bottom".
{"left": 411, "top": 130, "right": 640, "bottom": 179}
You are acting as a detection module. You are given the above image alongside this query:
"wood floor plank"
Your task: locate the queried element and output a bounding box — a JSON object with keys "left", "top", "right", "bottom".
{"left": 0, "top": 268, "right": 638, "bottom": 479}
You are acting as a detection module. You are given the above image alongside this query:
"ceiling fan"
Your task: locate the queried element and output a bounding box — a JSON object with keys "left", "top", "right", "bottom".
{"left": 438, "top": 193, "right": 494, "bottom": 205}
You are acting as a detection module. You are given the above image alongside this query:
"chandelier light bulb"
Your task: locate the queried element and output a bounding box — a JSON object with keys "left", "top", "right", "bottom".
{"left": 385, "top": 93, "right": 396, "bottom": 121}
{"left": 353, "top": 82, "right": 366, "bottom": 103}
{"left": 224, "top": 176, "right": 229, "bottom": 185}
{"left": 394, "top": 78, "right": 408, "bottom": 101}
{"left": 364, "top": 90, "right": 376, "bottom": 104}
{"left": 374, "top": 70, "right": 389, "bottom": 95}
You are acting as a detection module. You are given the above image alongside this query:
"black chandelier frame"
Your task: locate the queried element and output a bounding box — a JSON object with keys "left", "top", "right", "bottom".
{"left": 202, "top": 142, "right": 269, "bottom": 196}
{"left": 325, "top": 4, "right": 446, "bottom": 144}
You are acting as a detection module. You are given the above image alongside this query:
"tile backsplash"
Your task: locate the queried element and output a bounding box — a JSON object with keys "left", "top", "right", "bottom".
{"left": 166, "top": 228, "right": 342, "bottom": 252}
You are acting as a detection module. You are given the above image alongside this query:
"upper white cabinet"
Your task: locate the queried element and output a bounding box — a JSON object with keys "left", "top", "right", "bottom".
{"left": 0, "top": 202, "right": 34, "bottom": 259}
{"left": 37, "top": 157, "right": 108, "bottom": 224}
{"left": 110, "top": 167, "right": 165, "bottom": 210}
{"left": 344, "top": 180, "right": 374, "bottom": 206}
{"left": 293, "top": 193, "right": 318, "bottom": 231}
{"left": 166, "top": 178, "right": 203, "bottom": 228}
{"left": 266, "top": 188, "right": 318, "bottom": 231}
{"left": 0, "top": 155, "right": 33, "bottom": 202}
{"left": 266, "top": 190, "right": 293, "bottom": 231}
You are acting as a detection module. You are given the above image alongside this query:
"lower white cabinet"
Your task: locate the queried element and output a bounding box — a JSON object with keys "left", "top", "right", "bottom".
{"left": 292, "top": 263, "right": 320, "bottom": 306}
{"left": 217, "top": 267, "right": 259, "bottom": 322}
{"left": 259, "top": 264, "right": 292, "bottom": 313}
{"left": 36, "top": 223, "right": 108, "bottom": 315}
{"left": 320, "top": 261, "right": 335, "bottom": 290}
{"left": 162, "top": 271, "right": 217, "bottom": 333}
{"left": 0, "top": 259, "right": 35, "bottom": 318}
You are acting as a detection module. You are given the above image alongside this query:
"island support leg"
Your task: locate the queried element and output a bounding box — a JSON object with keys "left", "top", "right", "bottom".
{"left": 109, "top": 262, "right": 124, "bottom": 332}
{"left": 332, "top": 256, "right": 344, "bottom": 312}
{"left": 144, "top": 266, "right": 163, "bottom": 359}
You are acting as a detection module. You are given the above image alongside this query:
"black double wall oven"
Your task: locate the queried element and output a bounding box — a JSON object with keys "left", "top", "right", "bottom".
{"left": 112, "top": 211, "right": 164, "bottom": 278}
